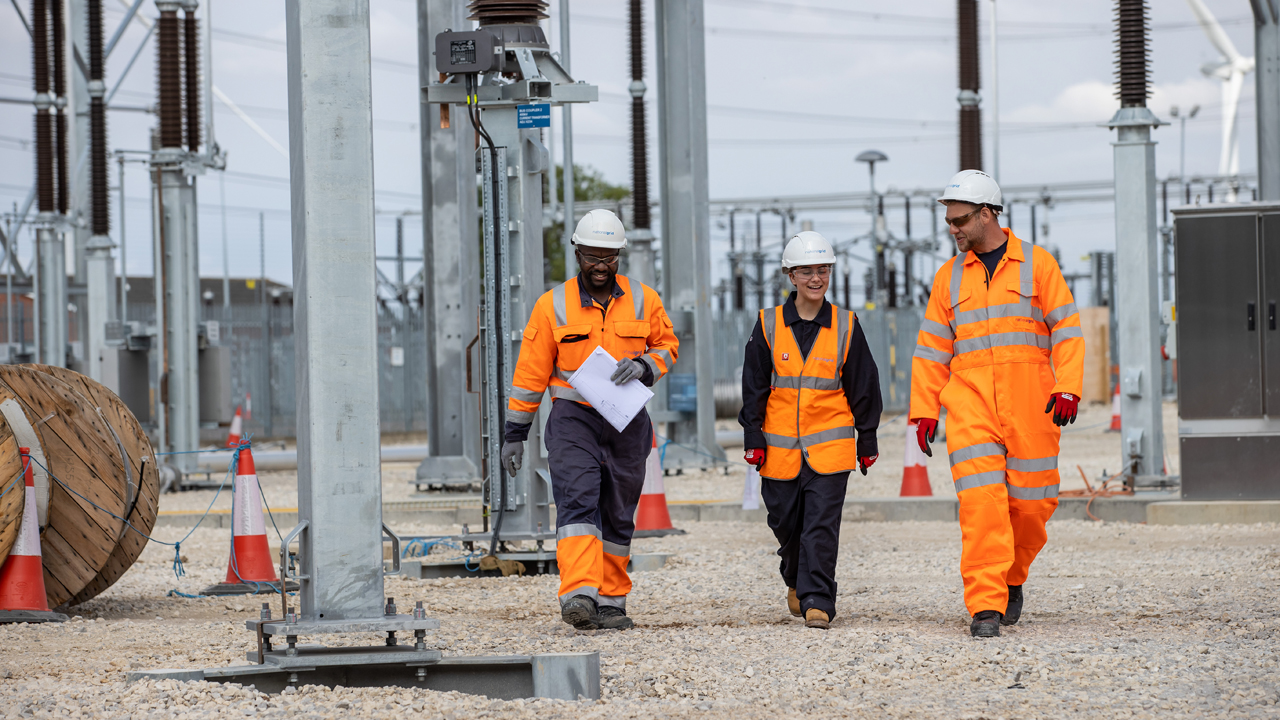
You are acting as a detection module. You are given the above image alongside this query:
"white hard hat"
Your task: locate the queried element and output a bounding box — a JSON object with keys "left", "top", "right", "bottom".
{"left": 781, "top": 231, "right": 836, "bottom": 270}
{"left": 938, "top": 169, "right": 1003, "bottom": 211}
{"left": 571, "top": 209, "right": 627, "bottom": 250}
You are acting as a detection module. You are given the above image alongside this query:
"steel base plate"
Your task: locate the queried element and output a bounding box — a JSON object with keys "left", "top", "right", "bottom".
{"left": 200, "top": 581, "right": 300, "bottom": 596}
{"left": 0, "top": 609, "right": 69, "bottom": 624}
{"left": 632, "top": 528, "right": 686, "bottom": 538}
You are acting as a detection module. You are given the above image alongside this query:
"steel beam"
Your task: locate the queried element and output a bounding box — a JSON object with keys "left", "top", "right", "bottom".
{"left": 415, "top": 0, "right": 480, "bottom": 487}
{"left": 654, "top": 0, "right": 721, "bottom": 465}
{"left": 1257, "top": 2, "right": 1280, "bottom": 201}
{"left": 156, "top": 164, "right": 200, "bottom": 473}
{"left": 285, "top": 0, "right": 384, "bottom": 620}
{"left": 1107, "top": 107, "right": 1167, "bottom": 482}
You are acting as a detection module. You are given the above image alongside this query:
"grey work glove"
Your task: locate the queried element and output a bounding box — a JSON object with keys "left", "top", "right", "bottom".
{"left": 610, "top": 357, "right": 645, "bottom": 385}
{"left": 501, "top": 441, "right": 523, "bottom": 478}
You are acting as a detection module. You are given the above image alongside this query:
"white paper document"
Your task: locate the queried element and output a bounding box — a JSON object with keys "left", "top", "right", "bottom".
{"left": 566, "top": 346, "right": 654, "bottom": 432}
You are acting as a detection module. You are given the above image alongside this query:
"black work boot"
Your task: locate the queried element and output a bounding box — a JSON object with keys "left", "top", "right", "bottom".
{"left": 597, "top": 605, "right": 634, "bottom": 630}
{"left": 561, "top": 595, "right": 600, "bottom": 630}
{"left": 970, "top": 610, "right": 1002, "bottom": 638}
{"left": 1002, "top": 585, "right": 1023, "bottom": 626}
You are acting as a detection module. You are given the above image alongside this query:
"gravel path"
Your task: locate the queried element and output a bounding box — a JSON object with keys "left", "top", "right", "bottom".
{"left": 4, "top": 517, "right": 1276, "bottom": 718}
{"left": 155, "top": 402, "right": 1179, "bottom": 513}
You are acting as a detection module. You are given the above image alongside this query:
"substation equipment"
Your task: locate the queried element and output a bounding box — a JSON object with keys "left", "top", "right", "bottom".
{"left": 131, "top": 0, "right": 597, "bottom": 698}
{"left": 421, "top": 1, "right": 598, "bottom": 574}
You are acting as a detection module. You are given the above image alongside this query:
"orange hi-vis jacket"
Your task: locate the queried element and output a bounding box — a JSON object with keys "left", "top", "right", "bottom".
{"left": 507, "top": 275, "right": 678, "bottom": 424}
{"left": 759, "top": 303, "right": 861, "bottom": 480}
{"left": 910, "top": 232, "right": 1084, "bottom": 419}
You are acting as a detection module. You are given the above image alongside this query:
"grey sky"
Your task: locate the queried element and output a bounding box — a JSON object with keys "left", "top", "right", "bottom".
{"left": 0, "top": 0, "right": 1257, "bottom": 299}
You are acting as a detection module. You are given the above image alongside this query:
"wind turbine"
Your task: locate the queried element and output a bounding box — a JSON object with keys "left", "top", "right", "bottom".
{"left": 1185, "top": 0, "right": 1254, "bottom": 198}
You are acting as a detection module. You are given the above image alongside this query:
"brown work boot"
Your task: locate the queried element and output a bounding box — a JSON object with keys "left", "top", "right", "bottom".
{"left": 787, "top": 587, "right": 802, "bottom": 617}
{"left": 804, "top": 608, "right": 830, "bottom": 629}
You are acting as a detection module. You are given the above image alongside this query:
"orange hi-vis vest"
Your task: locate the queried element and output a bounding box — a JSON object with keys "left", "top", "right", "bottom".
{"left": 507, "top": 275, "right": 678, "bottom": 424}
{"left": 759, "top": 303, "right": 860, "bottom": 480}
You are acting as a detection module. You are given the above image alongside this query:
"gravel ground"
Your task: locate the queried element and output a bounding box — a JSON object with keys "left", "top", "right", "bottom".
{"left": 5, "top": 517, "right": 1277, "bottom": 718}
{"left": 156, "top": 402, "right": 1179, "bottom": 513}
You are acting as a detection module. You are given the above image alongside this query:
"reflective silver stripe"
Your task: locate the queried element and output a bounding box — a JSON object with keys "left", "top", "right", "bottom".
{"left": 626, "top": 276, "right": 645, "bottom": 320}
{"left": 554, "top": 368, "right": 575, "bottom": 383}
{"left": 919, "top": 318, "right": 955, "bottom": 340}
{"left": 948, "top": 442, "right": 1006, "bottom": 467}
{"left": 949, "top": 253, "right": 966, "bottom": 308}
{"left": 1020, "top": 241, "right": 1034, "bottom": 287}
{"left": 560, "top": 586, "right": 599, "bottom": 603}
{"left": 761, "top": 309, "right": 776, "bottom": 349}
{"left": 1007, "top": 483, "right": 1059, "bottom": 500}
{"left": 835, "top": 308, "right": 851, "bottom": 380}
{"left": 652, "top": 347, "right": 673, "bottom": 371}
{"left": 550, "top": 385, "right": 588, "bottom": 402}
{"left": 1044, "top": 302, "right": 1079, "bottom": 330}
{"left": 954, "top": 470, "right": 1007, "bottom": 492}
{"left": 602, "top": 540, "right": 630, "bottom": 557}
{"left": 506, "top": 409, "right": 536, "bottom": 424}
{"left": 801, "top": 425, "right": 856, "bottom": 446}
{"left": 1006, "top": 456, "right": 1059, "bottom": 473}
{"left": 913, "top": 345, "right": 953, "bottom": 365}
{"left": 955, "top": 303, "right": 1045, "bottom": 326}
{"left": 552, "top": 282, "right": 568, "bottom": 326}
{"left": 597, "top": 595, "right": 626, "bottom": 610}
{"left": 510, "top": 386, "right": 543, "bottom": 404}
{"left": 763, "top": 432, "right": 800, "bottom": 450}
{"left": 1050, "top": 326, "right": 1083, "bottom": 347}
{"left": 557, "top": 523, "right": 602, "bottom": 541}
{"left": 953, "top": 331, "right": 1050, "bottom": 355}
{"left": 639, "top": 353, "right": 660, "bottom": 379}
{"left": 771, "top": 375, "right": 841, "bottom": 391}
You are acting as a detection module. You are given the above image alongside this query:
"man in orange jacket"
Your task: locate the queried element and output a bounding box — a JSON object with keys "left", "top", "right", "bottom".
{"left": 501, "top": 209, "right": 678, "bottom": 631}
{"left": 910, "top": 170, "right": 1084, "bottom": 638}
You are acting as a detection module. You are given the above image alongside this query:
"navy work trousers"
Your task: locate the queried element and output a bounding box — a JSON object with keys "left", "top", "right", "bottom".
{"left": 760, "top": 460, "right": 850, "bottom": 618}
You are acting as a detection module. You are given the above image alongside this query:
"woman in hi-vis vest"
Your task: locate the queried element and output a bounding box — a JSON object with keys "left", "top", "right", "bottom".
{"left": 738, "top": 231, "right": 883, "bottom": 629}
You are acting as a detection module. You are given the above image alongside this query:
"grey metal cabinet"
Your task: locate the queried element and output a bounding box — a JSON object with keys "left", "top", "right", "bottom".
{"left": 1172, "top": 203, "right": 1280, "bottom": 500}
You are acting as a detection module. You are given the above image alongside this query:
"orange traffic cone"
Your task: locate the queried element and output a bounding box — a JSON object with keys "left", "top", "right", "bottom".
{"left": 0, "top": 448, "right": 67, "bottom": 623}
{"left": 1107, "top": 382, "right": 1121, "bottom": 432}
{"left": 201, "top": 447, "right": 295, "bottom": 595}
{"left": 633, "top": 430, "right": 684, "bottom": 537}
{"left": 225, "top": 406, "right": 244, "bottom": 448}
{"left": 900, "top": 421, "right": 933, "bottom": 496}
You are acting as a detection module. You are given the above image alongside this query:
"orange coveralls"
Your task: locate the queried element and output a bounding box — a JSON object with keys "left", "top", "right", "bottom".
{"left": 910, "top": 230, "right": 1084, "bottom": 615}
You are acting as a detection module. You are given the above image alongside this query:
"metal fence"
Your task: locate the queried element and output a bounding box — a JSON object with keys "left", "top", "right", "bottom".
{"left": 125, "top": 301, "right": 429, "bottom": 439}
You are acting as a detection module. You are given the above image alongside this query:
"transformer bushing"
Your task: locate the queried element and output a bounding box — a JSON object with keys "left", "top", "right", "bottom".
{"left": 1105, "top": 0, "right": 1169, "bottom": 487}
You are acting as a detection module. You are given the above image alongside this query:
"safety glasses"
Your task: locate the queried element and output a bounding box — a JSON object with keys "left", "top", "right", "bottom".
{"left": 578, "top": 251, "right": 620, "bottom": 268}
{"left": 791, "top": 266, "right": 832, "bottom": 280}
{"left": 945, "top": 208, "right": 981, "bottom": 228}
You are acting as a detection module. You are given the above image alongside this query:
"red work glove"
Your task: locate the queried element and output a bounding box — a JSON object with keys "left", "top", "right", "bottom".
{"left": 1045, "top": 392, "right": 1079, "bottom": 426}
{"left": 913, "top": 418, "right": 938, "bottom": 457}
{"left": 858, "top": 454, "right": 878, "bottom": 476}
{"left": 744, "top": 448, "right": 765, "bottom": 469}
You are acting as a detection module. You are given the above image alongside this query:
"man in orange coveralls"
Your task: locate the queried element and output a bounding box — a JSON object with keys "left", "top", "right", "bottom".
{"left": 910, "top": 170, "right": 1084, "bottom": 637}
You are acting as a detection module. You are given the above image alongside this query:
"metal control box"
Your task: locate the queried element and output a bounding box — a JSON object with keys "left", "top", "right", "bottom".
{"left": 434, "top": 30, "right": 500, "bottom": 74}
{"left": 1172, "top": 203, "right": 1280, "bottom": 499}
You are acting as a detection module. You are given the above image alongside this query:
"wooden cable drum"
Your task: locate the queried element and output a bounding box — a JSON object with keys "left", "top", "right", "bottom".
{"left": 0, "top": 384, "right": 27, "bottom": 565}
{"left": 0, "top": 367, "right": 129, "bottom": 608}
{"left": 29, "top": 365, "right": 160, "bottom": 605}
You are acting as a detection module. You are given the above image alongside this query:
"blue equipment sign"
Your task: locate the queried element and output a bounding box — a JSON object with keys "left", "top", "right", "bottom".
{"left": 516, "top": 104, "right": 551, "bottom": 128}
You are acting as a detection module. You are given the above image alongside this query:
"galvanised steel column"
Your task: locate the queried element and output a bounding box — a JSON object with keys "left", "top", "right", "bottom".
{"left": 157, "top": 162, "right": 200, "bottom": 474}
{"left": 483, "top": 104, "right": 552, "bottom": 538}
{"left": 655, "top": 0, "right": 721, "bottom": 463}
{"left": 559, "top": 0, "right": 575, "bottom": 284}
{"left": 1106, "top": 0, "right": 1165, "bottom": 482}
{"left": 286, "top": 0, "right": 384, "bottom": 620}
{"left": 36, "top": 223, "right": 66, "bottom": 366}
{"left": 1256, "top": 1, "right": 1280, "bottom": 201}
{"left": 415, "top": 0, "right": 481, "bottom": 483}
